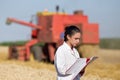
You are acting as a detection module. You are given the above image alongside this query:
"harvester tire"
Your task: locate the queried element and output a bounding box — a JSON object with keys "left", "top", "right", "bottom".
{"left": 9, "top": 45, "right": 18, "bottom": 59}
{"left": 31, "top": 46, "right": 43, "bottom": 61}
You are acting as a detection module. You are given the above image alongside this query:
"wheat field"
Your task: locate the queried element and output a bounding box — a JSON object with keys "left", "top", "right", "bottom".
{"left": 0, "top": 46, "right": 120, "bottom": 80}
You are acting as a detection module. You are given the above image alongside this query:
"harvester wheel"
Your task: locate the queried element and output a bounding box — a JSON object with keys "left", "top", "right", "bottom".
{"left": 30, "top": 45, "right": 43, "bottom": 61}
{"left": 9, "top": 45, "right": 18, "bottom": 59}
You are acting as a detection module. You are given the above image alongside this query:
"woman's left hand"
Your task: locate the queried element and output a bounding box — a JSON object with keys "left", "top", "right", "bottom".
{"left": 79, "top": 68, "right": 85, "bottom": 76}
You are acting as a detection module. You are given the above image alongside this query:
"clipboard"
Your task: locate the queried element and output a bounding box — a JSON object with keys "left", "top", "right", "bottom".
{"left": 65, "top": 56, "right": 98, "bottom": 79}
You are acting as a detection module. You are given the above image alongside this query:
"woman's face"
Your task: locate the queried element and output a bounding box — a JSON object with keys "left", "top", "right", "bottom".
{"left": 67, "top": 32, "right": 81, "bottom": 47}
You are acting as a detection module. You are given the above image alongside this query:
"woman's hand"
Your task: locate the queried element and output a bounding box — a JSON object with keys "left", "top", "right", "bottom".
{"left": 79, "top": 68, "right": 85, "bottom": 76}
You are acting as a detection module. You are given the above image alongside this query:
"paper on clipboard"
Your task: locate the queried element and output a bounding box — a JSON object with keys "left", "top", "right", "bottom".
{"left": 65, "top": 56, "right": 98, "bottom": 79}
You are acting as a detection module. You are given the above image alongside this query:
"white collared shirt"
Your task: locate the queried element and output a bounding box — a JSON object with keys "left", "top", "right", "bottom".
{"left": 54, "top": 42, "right": 81, "bottom": 80}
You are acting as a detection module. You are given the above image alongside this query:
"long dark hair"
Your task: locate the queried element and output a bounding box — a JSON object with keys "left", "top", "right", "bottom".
{"left": 64, "top": 25, "right": 82, "bottom": 41}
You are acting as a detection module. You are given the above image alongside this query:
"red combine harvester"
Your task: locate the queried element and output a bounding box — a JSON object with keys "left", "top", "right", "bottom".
{"left": 6, "top": 10, "right": 99, "bottom": 63}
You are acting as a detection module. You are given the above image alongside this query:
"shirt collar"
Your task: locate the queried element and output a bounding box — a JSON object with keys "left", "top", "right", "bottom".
{"left": 63, "top": 42, "right": 72, "bottom": 50}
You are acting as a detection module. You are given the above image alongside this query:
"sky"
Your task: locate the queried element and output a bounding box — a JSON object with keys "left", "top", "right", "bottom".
{"left": 0, "top": 0, "right": 120, "bottom": 42}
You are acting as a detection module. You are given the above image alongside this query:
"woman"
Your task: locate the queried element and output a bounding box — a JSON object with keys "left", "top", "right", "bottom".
{"left": 54, "top": 25, "right": 84, "bottom": 80}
